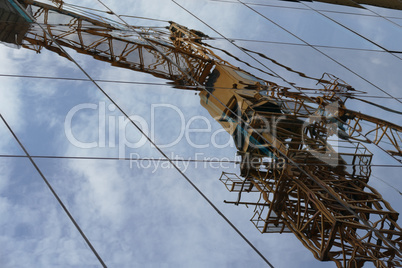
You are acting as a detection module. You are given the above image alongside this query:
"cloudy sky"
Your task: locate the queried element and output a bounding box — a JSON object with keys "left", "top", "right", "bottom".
{"left": 0, "top": 0, "right": 401, "bottom": 267}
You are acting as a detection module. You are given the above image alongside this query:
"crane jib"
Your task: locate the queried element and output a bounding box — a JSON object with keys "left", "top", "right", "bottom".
{"left": 1, "top": 0, "right": 402, "bottom": 267}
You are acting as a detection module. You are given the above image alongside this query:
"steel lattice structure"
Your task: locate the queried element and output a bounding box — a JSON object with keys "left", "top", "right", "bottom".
{"left": 1, "top": 0, "right": 402, "bottom": 266}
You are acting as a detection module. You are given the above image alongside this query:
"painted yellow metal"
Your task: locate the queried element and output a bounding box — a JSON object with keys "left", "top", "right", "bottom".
{"left": 9, "top": 0, "right": 402, "bottom": 266}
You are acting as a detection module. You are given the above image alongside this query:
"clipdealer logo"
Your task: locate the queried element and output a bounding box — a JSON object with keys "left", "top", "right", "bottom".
{"left": 64, "top": 102, "right": 236, "bottom": 158}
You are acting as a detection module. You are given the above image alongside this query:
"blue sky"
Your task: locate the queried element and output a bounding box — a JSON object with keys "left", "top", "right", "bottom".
{"left": 0, "top": 0, "right": 401, "bottom": 267}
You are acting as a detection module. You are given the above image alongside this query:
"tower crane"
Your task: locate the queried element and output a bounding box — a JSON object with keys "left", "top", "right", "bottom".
{"left": 1, "top": 0, "right": 402, "bottom": 267}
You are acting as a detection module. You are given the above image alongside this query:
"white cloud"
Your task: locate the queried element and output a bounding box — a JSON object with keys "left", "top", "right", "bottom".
{"left": 1, "top": 1, "right": 401, "bottom": 268}
{"left": 0, "top": 48, "right": 24, "bottom": 130}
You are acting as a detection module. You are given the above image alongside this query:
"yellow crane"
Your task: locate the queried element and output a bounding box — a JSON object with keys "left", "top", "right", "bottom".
{"left": 1, "top": 0, "right": 402, "bottom": 267}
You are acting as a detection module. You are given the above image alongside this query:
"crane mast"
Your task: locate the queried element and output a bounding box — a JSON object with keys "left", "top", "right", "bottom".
{"left": 1, "top": 0, "right": 402, "bottom": 267}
